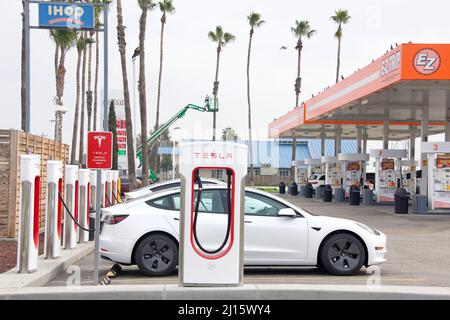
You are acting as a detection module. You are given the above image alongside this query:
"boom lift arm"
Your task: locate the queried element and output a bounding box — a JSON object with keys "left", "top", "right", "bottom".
{"left": 136, "top": 96, "right": 218, "bottom": 181}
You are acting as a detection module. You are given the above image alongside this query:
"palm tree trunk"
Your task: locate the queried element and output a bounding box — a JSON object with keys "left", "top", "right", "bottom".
{"left": 212, "top": 45, "right": 221, "bottom": 141}
{"left": 336, "top": 34, "right": 342, "bottom": 84}
{"left": 116, "top": 0, "right": 137, "bottom": 190}
{"left": 70, "top": 47, "right": 82, "bottom": 164}
{"left": 21, "top": 2, "right": 26, "bottom": 131}
{"left": 154, "top": 15, "right": 166, "bottom": 176}
{"left": 87, "top": 33, "right": 93, "bottom": 132}
{"left": 55, "top": 51, "right": 66, "bottom": 142}
{"left": 247, "top": 30, "right": 255, "bottom": 186}
{"left": 79, "top": 37, "right": 87, "bottom": 165}
{"left": 93, "top": 28, "right": 99, "bottom": 131}
{"left": 138, "top": 8, "right": 149, "bottom": 186}
{"left": 292, "top": 42, "right": 302, "bottom": 179}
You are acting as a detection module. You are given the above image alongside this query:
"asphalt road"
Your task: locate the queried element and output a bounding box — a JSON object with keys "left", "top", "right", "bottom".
{"left": 46, "top": 195, "right": 450, "bottom": 287}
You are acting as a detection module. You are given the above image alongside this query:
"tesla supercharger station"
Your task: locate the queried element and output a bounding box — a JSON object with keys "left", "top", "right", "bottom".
{"left": 293, "top": 161, "right": 308, "bottom": 185}
{"left": 111, "top": 170, "right": 119, "bottom": 205}
{"left": 78, "top": 169, "right": 90, "bottom": 243}
{"left": 422, "top": 142, "right": 450, "bottom": 210}
{"left": 322, "top": 156, "right": 343, "bottom": 191}
{"left": 338, "top": 153, "right": 369, "bottom": 197}
{"left": 370, "top": 149, "right": 407, "bottom": 203}
{"left": 90, "top": 171, "right": 97, "bottom": 212}
{"left": 178, "top": 142, "right": 248, "bottom": 287}
{"left": 44, "top": 160, "right": 63, "bottom": 259}
{"left": 64, "top": 165, "right": 79, "bottom": 250}
{"left": 17, "top": 155, "right": 41, "bottom": 273}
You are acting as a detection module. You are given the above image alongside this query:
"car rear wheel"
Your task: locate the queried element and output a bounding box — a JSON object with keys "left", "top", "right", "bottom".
{"left": 320, "top": 233, "right": 366, "bottom": 276}
{"left": 135, "top": 234, "right": 178, "bottom": 277}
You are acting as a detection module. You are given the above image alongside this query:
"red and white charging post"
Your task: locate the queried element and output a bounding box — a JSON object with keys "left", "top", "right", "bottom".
{"left": 17, "top": 155, "right": 41, "bottom": 274}
{"left": 78, "top": 169, "right": 91, "bottom": 243}
{"left": 87, "top": 131, "right": 113, "bottom": 285}
{"left": 44, "top": 160, "right": 63, "bottom": 259}
{"left": 64, "top": 165, "right": 79, "bottom": 250}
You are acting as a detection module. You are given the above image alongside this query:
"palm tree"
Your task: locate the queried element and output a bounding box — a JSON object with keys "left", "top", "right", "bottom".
{"left": 153, "top": 0, "right": 175, "bottom": 176}
{"left": 50, "top": 29, "right": 77, "bottom": 142}
{"left": 70, "top": 33, "right": 88, "bottom": 164}
{"left": 290, "top": 20, "right": 316, "bottom": 177}
{"left": 116, "top": 0, "right": 138, "bottom": 190}
{"left": 331, "top": 10, "right": 351, "bottom": 83}
{"left": 208, "top": 26, "right": 235, "bottom": 141}
{"left": 137, "top": 0, "right": 156, "bottom": 186}
{"left": 246, "top": 12, "right": 265, "bottom": 187}
{"left": 79, "top": 31, "right": 91, "bottom": 166}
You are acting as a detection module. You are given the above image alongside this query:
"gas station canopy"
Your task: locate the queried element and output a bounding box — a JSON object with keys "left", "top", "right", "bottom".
{"left": 269, "top": 44, "right": 450, "bottom": 141}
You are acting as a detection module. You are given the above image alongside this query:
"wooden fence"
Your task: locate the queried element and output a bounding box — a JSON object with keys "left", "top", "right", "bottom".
{"left": 0, "top": 130, "right": 69, "bottom": 238}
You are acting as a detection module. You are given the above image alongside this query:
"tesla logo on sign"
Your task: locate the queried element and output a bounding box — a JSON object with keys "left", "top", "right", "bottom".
{"left": 87, "top": 132, "right": 113, "bottom": 169}
{"left": 414, "top": 48, "right": 441, "bottom": 75}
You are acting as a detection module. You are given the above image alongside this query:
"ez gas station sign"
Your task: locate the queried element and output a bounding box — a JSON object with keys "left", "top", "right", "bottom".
{"left": 38, "top": 2, "right": 94, "bottom": 30}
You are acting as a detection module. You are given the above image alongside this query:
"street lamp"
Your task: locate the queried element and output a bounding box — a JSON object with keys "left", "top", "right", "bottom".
{"left": 172, "top": 127, "right": 181, "bottom": 179}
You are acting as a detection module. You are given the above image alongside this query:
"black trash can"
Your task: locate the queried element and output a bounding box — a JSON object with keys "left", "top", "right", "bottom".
{"left": 323, "top": 185, "right": 333, "bottom": 202}
{"left": 289, "top": 182, "right": 298, "bottom": 196}
{"left": 305, "top": 183, "right": 314, "bottom": 198}
{"left": 279, "top": 182, "right": 286, "bottom": 194}
{"left": 349, "top": 186, "right": 361, "bottom": 206}
{"left": 395, "top": 188, "right": 410, "bottom": 214}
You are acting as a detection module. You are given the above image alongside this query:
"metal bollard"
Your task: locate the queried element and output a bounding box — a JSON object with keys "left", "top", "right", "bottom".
{"left": 78, "top": 169, "right": 90, "bottom": 243}
{"left": 64, "top": 165, "right": 79, "bottom": 250}
{"left": 44, "top": 160, "right": 63, "bottom": 259}
{"left": 17, "top": 155, "right": 41, "bottom": 274}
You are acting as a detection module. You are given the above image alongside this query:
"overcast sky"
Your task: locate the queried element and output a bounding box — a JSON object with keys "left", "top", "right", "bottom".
{"left": 1, "top": 0, "right": 449, "bottom": 146}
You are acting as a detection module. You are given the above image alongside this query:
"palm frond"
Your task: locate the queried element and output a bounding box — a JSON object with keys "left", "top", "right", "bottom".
{"left": 159, "top": 0, "right": 175, "bottom": 13}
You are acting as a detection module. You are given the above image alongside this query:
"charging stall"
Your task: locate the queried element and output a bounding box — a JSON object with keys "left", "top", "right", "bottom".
{"left": 422, "top": 142, "right": 450, "bottom": 210}
{"left": 338, "top": 153, "right": 369, "bottom": 197}
{"left": 44, "top": 160, "right": 63, "bottom": 259}
{"left": 370, "top": 149, "right": 407, "bottom": 203}
{"left": 17, "top": 155, "right": 41, "bottom": 273}
{"left": 401, "top": 160, "right": 418, "bottom": 195}
{"left": 178, "top": 142, "right": 247, "bottom": 287}
{"left": 78, "top": 169, "right": 90, "bottom": 243}
{"left": 293, "top": 161, "right": 308, "bottom": 186}
{"left": 322, "top": 157, "right": 343, "bottom": 191}
{"left": 64, "top": 165, "right": 78, "bottom": 250}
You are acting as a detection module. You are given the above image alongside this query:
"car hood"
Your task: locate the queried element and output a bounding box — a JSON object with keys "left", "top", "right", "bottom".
{"left": 307, "top": 215, "right": 359, "bottom": 229}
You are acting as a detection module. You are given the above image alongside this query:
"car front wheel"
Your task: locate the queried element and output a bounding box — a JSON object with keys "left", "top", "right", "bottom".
{"left": 135, "top": 234, "right": 178, "bottom": 277}
{"left": 320, "top": 233, "right": 366, "bottom": 276}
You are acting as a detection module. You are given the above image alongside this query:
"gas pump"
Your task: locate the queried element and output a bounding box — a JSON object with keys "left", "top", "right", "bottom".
{"left": 78, "top": 169, "right": 90, "bottom": 243}
{"left": 322, "top": 156, "right": 343, "bottom": 190}
{"left": 64, "top": 165, "right": 78, "bottom": 250}
{"left": 44, "top": 160, "right": 63, "bottom": 259}
{"left": 178, "top": 142, "right": 247, "bottom": 287}
{"left": 370, "top": 149, "right": 407, "bottom": 203}
{"left": 304, "top": 158, "right": 323, "bottom": 186}
{"left": 17, "top": 155, "right": 41, "bottom": 273}
{"left": 292, "top": 161, "right": 308, "bottom": 185}
{"left": 401, "top": 160, "right": 418, "bottom": 194}
{"left": 338, "top": 153, "right": 369, "bottom": 197}
{"left": 422, "top": 142, "right": 450, "bottom": 210}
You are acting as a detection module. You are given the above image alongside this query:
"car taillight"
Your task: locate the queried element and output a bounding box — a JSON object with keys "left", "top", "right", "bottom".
{"left": 311, "top": 182, "right": 318, "bottom": 185}
{"left": 104, "top": 215, "right": 129, "bottom": 225}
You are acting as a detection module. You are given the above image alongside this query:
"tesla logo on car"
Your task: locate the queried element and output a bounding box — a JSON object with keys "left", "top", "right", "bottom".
{"left": 414, "top": 48, "right": 441, "bottom": 75}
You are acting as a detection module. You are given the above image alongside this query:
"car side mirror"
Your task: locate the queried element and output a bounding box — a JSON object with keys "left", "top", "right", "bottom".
{"left": 278, "top": 208, "right": 297, "bottom": 217}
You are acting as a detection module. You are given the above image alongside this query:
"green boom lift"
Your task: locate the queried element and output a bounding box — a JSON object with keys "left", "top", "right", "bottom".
{"left": 136, "top": 96, "right": 218, "bottom": 181}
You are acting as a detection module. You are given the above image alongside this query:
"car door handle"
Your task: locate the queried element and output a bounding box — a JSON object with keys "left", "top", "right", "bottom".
{"left": 173, "top": 217, "right": 180, "bottom": 221}
{"left": 245, "top": 220, "right": 252, "bottom": 224}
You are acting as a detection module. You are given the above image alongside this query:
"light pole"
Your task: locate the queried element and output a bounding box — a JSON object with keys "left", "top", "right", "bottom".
{"left": 132, "top": 47, "right": 140, "bottom": 158}
{"left": 172, "top": 127, "right": 180, "bottom": 179}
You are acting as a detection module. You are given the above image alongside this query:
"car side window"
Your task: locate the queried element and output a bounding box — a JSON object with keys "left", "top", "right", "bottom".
{"left": 146, "top": 196, "right": 172, "bottom": 210}
{"left": 244, "top": 192, "right": 288, "bottom": 217}
{"left": 171, "top": 193, "right": 181, "bottom": 210}
{"left": 194, "top": 190, "right": 225, "bottom": 214}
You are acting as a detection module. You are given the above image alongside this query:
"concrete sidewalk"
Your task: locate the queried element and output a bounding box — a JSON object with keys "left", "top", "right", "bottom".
{"left": 0, "top": 283, "right": 449, "bottom": 300}
{"left": 0, "top": 243, "right": 93, "bottom": 289}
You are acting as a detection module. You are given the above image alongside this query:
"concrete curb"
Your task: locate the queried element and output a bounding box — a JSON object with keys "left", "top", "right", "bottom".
{"left": 0, "top": 243, "right": 93, "bottom": 289}
{"left": 0, "top": 284, "right": 449, "bottom": 300}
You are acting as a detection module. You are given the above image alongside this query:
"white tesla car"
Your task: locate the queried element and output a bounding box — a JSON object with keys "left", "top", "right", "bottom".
{"left": 124, "top": 178, "right": 225, "bottom": 201}
{"left": 100, "top": 186, "right": 386, "bottom": 276}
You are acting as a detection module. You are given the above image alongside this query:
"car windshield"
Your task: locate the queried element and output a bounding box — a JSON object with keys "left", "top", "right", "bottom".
{"left": 309, "top": 175, "right": 318, "bottom": 180}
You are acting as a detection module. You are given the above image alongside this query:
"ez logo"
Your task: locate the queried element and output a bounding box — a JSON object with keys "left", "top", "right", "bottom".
{"left": 414, "top": 48, "right": 441, "bottom": 75}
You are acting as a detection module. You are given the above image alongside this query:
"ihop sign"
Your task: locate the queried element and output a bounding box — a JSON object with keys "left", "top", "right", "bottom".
{"left": 39, "top": 2, "right": 94, "bottom": 30}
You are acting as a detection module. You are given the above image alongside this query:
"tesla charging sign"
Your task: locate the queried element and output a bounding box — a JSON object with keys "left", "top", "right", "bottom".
{"left": 87, "top": 132, "right": 113, "bottom": 170}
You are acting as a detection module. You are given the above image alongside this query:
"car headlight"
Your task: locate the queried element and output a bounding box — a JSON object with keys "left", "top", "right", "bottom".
{"left": 355, "top": 222, "right": 380, "bottom": 235}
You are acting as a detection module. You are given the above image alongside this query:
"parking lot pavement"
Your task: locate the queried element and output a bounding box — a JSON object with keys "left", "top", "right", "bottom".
{"left": 45, "top": 195, "right": 450, "bottom": 288}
